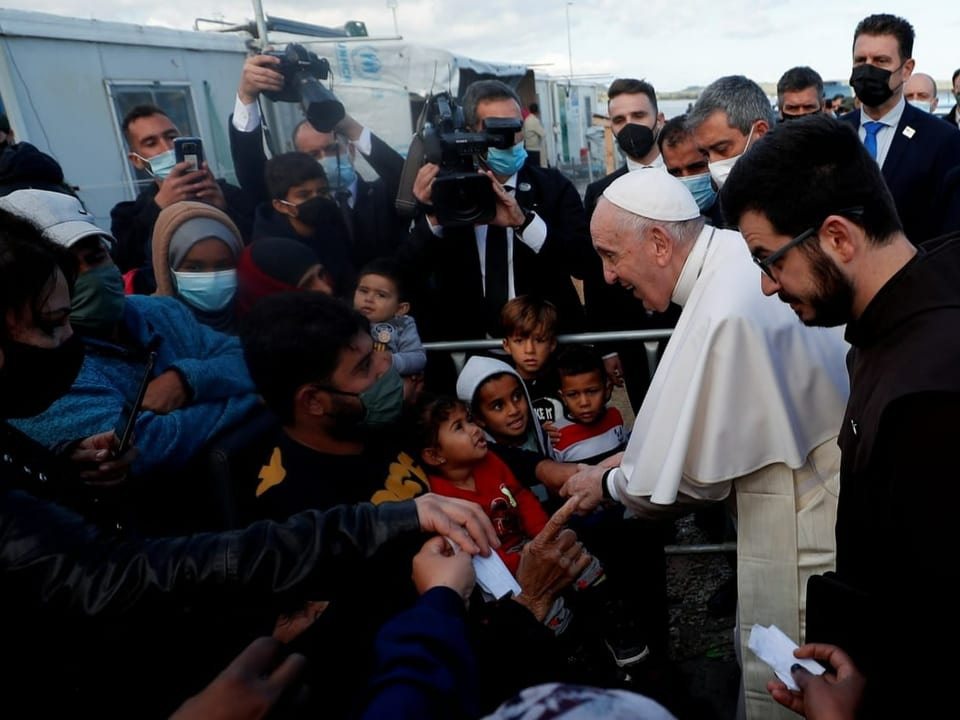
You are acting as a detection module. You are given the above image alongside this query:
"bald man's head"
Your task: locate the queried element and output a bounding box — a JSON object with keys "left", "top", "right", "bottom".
{"left": 905, "top": 72, "right": 939, "bottom": 112}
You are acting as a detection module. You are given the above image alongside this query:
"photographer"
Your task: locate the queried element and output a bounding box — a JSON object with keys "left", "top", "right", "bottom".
{"left": 401, "top": 80, "right": 594, "bottom": 341}
{"left": 230, "top": 52, "right": 409, "bottom": 271}
{"left": 111, "top": 105, "right": 254, "bottom": 295}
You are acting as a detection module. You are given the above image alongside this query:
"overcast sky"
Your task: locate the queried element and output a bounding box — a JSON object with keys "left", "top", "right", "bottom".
{"left": 4, "top": 1, "right": 959, "bottom": 91}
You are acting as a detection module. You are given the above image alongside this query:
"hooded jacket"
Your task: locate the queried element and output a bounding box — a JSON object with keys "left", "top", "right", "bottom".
{"left": 0, "top": 141, "right": 68, "bottom": 196}
{"left": 151, "top": 200, "right": 243, "bottom": 297}
{"left": 455, "top": 355, "right": 553, "bottom": 458}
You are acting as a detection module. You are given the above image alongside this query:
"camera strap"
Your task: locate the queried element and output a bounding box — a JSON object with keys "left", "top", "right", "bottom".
{"left": 395, "top": 98, "right": 434, "bottom": 217}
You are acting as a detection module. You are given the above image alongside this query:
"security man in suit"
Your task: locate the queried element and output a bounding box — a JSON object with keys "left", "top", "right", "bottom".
{"left": 229, "top": 54, "right": 410, "bottom": 272}
{"left": 583, "top": 78, "right": 666, "bottom": 216}
{"left": 840, "top": 13, "right": 960, "bottom": 244}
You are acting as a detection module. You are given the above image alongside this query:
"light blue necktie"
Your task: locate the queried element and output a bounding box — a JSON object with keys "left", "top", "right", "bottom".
{"left": 863, "top": 121, "right": 883, "bottom": 160}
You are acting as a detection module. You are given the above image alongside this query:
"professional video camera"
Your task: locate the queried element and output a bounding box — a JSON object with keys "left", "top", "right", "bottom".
{"left": 396, "top": 91, "right": 522, "bottom": 226}
{"left": 262, "top": 43, "right": 344, "bottom": 132}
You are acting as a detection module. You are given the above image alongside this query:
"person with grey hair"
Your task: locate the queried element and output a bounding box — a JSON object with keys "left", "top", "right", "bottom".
{"left": 687, "top": 75, "right": 776, "bottom": 190}
{"left": 776, "top": 66, "right": 826, "bottom": 120}
{"left": 404, "top": 79, "right": 594, "bottom": 341}
{"left": 559, "top": 168, "right": 850, "bottom": 719}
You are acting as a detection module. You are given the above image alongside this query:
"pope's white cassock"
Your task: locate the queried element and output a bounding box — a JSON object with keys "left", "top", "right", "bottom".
{"left": 605, "top": 222, "right": 850, "bottom": 720}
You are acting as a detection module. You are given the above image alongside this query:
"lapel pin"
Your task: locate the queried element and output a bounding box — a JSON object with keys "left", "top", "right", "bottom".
{"left": 902, "top": 126, "right": 915, "bottom": 139}
{"left": 518, "top": 182, "right": 532, "bottom": 193}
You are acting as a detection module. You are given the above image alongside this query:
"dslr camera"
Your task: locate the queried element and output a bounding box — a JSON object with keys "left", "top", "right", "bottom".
{"left": 413, "top": 91, "right": 522, "bottom": 226}
{"left": 262, "top": 43, "right": 345, "bottom": 132}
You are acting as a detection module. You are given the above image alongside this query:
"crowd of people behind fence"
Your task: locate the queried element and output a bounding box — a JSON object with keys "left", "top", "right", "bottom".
{"left": 1, "top": 10, "right": 959, "bottom": 720}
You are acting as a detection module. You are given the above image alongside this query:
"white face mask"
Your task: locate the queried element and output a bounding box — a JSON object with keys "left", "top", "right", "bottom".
{"left": 172, "top": 269, "right": 237, "bottom": 312}
{"left": 907, "top": 99, "right": 933, "bottom": 114}
{"left": 708, "top": 124, "right": 756, "bottom": 189}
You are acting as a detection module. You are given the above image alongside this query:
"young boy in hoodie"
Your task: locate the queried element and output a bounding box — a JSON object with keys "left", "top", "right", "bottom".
{"left": 456, "top": 355, "right": 554, "bottom": 458}
{"left": 255, "top": 152, "right": 355, "bottom": 297}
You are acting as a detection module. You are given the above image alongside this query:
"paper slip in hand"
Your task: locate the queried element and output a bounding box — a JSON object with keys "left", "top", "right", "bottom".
{"left": 748, "top": 624, "right": 825, "bottom": 691}
{"left": 472, "top": 551, "right": 522, "bottom": 600}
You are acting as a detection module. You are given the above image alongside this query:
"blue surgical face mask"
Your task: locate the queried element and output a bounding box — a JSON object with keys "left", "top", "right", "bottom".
{"left": 907, "top": 99, "right": 933, "bottom": 114}
{"left": 135, "top": 149, "right": 177, "bottom": 180}
{"left": 172, "top": 269, "right": 237, "bottom": 312}
{"left": 319, "top": 154, "right": 356, "bottom": 191}
{"left": 678, "top": 173, "right": 717, "bottom": 212}
{"left": 485, "top": 142, "right": 528, "bottom": 177}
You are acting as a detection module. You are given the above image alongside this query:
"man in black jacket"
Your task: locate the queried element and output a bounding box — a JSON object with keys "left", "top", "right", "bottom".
{"left": 230, "top": 54, "right": 409, "bottom": 272}
{"left": 405, "top": 79, "right": 594, "bottom": 341}
{"left": 722, "top": 112, "right": 960, "bottom": 720}
{"left": 111, "top": 104, "right": 254, "bottom": 294}
{"left": 0, "top": 207, "right": 497, "bottom": 717}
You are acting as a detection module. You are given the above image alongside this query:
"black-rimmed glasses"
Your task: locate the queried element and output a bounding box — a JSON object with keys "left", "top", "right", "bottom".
{"left": 752, "top": 207, "right": 864, "bottom": 281}
{"left": 753, "top": 227, "right": 818, "bottom": 281}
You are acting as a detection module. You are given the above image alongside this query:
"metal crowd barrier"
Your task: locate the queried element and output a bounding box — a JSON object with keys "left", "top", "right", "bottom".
{"left": 423, "top": 328, "right": 734, "bottom": 557}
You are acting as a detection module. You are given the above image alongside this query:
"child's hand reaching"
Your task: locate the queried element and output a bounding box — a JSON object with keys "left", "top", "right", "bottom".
{"left": 542, "top": 420, "right": 561, "bottom": 445}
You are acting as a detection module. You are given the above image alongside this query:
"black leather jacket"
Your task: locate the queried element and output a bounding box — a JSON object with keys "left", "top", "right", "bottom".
{"left": 0, "top": 420, "right": 420, "bottom": 715}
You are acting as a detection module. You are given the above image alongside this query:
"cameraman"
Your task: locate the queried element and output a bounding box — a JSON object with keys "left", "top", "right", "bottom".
{"left": 230, "top": 54, "right": 409, "bottom": 271}
{"left": 403, "top": 80, "right": 594, "bottom": 341}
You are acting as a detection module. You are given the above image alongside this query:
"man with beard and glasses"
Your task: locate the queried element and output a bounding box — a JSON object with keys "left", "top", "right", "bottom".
{"left": 559, "top": 168, "right": 850, "bottom": 720}
{"left": 582, "top": 78, "right": 673, "bottom": 411}
{"left": 721, "top": 112, "right": 960, "bottom": 719}
{"left": 839, "top": 13, "right": 960, "bottom": 244}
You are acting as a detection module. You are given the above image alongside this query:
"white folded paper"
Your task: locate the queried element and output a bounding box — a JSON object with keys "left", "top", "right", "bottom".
{"left": 444, "top": 537, "right": 521, "bottom": 600}
{"left": 472, "top": 551, "right": 522, "bottom": 600}
{"left": 748, "top": 624, "right": 825, "bottom": 691}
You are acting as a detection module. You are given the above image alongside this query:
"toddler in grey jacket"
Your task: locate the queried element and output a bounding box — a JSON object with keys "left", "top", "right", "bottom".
{"left": 354, "top": 257, "right": 426, "bottom": 375}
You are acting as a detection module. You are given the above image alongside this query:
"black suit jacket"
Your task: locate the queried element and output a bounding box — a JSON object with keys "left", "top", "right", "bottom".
{"left": 228, "top": 120, "right": 409, "bottom": 270}
{"left": 583, "top": 165, "right": 628, "bottom": 217}
{"left": 400, "top": 161, "right": 595, "bottom": 341}
{"left": 946, "top": 105, "right": 959, "bottom": 127}
{"left": 840, "top": 102, "right": 960, "bottom": 243}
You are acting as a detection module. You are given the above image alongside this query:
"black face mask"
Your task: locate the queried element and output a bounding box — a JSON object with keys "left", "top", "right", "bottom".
{"left": 780, "top": 110, "right": 823, "bottom": 123}
{"left": 615, "top": 122, "right": 658, "bottom": 161}
{"left": 295, "top": 195, "right": 341, "bottom": 229}
{"left": 0, "top": 333, "right": 85, "bottom": 418}
{"left": 850, "top": 64, "right": 898, "bottom": 107}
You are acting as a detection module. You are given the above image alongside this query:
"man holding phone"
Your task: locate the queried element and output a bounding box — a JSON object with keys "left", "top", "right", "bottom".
{"left": 111, "top": 105, "right": 254, "bottom": 294}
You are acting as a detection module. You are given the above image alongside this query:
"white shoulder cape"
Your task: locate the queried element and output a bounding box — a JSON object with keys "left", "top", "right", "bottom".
{"left": 620, "top": 226, "right": 850, "bottom": 505}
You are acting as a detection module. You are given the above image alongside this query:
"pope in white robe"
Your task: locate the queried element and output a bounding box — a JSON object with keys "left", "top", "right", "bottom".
{"left": 563, "top": 169, "right": 850, "bottom": 720}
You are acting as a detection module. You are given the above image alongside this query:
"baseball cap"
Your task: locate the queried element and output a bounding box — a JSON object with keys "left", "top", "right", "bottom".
{"left": 0, "top": 189, "right": 115, "bottom": 249}
{"left": 602, "top": 167, "right": 700, "bottom": 222}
